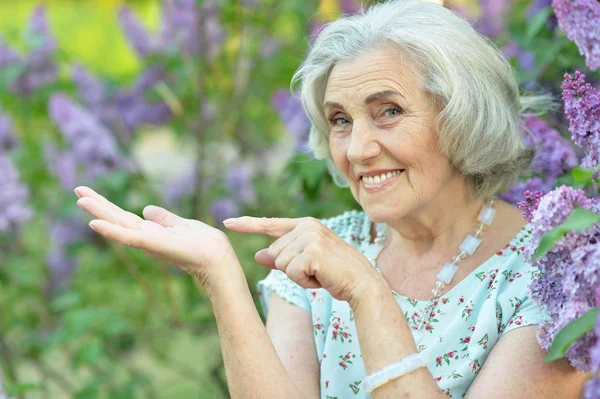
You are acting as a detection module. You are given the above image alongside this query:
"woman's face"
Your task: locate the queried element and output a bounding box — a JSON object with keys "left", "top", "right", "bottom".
{"left": 324, "top": 47, "right": 459, "bottom": 223}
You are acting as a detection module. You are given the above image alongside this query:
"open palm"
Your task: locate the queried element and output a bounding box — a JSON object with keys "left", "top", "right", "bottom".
{"left": 75, "top": 186, "right": 236, "bottom": 285}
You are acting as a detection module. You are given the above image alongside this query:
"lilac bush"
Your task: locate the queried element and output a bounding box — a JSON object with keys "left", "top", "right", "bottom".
{"left": 0, "top": 154, "right": 32, "bottom": 233}
{"left": 562, "top": 71, "right": 600, "bottom": 175}
{"left": 524, "top": 186, "right": 600, "bottom": 371}
{"left": 553, "top": 0, "right": 600, "bottom": 71}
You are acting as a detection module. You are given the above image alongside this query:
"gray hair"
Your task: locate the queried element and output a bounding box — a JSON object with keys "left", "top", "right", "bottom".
{"left": 291, "top": 0, "right": 551, "bottom": 198}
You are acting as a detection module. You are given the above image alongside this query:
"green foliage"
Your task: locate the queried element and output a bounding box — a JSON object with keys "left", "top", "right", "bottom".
{"left": 532, "top": 208, "right": 600, "bottom": 260}
{"left": 545, "top": 307, "right": 599, "bottom": 362}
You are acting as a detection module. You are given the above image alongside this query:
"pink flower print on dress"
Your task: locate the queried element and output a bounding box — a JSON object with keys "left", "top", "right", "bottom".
{"left": 325, "top": 380, "right": 330, "bottom": 388}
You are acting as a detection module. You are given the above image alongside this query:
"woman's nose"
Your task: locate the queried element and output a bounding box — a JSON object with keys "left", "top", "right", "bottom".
{"left": 346, "top": 119, "right": 381, "bottom": 164}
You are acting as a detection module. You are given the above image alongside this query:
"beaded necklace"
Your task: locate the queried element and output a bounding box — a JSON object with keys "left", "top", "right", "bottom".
{"left": 365, "top": 198, "right": 496, "bottom": 344}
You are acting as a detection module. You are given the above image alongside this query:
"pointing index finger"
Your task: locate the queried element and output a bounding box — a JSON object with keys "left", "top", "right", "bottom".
{"left": 223, "top": 216, "right": 304, "bottom": 237}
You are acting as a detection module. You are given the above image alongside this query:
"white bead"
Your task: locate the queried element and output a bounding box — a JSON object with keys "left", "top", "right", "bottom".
{"left": 437, "top": 262, "right": 459, "bottom": 284}
{"left": 432, "top": 288, "right": 441, "bottom": 298}
{"left": 435, "top": 280, "right": 445, "bottom": 290}
{"left": 478, "top": 205, "right": 496, "bottom": 225}
{"left": 460, "top": 234, "right": 482, "bottom": 255}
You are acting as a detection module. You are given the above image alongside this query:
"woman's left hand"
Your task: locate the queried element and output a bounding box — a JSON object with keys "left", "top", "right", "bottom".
{"left": 224, "top": 216, "right": 381, "bottom": 304}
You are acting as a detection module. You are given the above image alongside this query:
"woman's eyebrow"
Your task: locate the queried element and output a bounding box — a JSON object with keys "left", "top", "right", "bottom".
{"left": 323, "top": 89, "right": 404, "bottom": 110}
{"left": 363, "top": 89, "right": 404, "bottom": 104}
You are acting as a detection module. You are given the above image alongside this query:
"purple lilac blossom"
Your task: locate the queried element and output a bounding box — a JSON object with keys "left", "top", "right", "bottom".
{"left": 11, "top": 5, "right": 58, "bottom": 95}
{"left": 474, "top": 0, "right": 510, "bottom": 38}
{"left": 43, "top": 143, "right": 79, "bottom": 190}
{"left": 226, "top": 165, "right": 256, "bottom": 205}
{"left": 0, "top": 110, "right": 17, "bottom": 151}
{"left": 210, "top": 198, "right": 239, "bottom": 224}
{"left": 339, "top": 0, "right": 362, "bottom": 14}
{"left": 49, "top": 94, "right": 126, "bottom": 180}
{"left": 525, "top": 185, "right": 600, "bottom": 371}
{"left": 272, "top": 89, "right": 311, "bottom": 152}
{"left": 553, "top": 0, "right": 600, "bottom": 71}
{"left": 499, "top": 177, "right": 551, "bottom": 206}
{"left": 522, "top": 113, "right": 578, "bottom": 179}
{"left": 0, "top": 37, "right": 20, "bottom": 68}
{"left": 0, "top": 154, "right": 32, "bottom": 233}
{"left": 562, "top": 71, "right": 600, "bottom": 174}
{"left": 517, "top": 189, "right": 544, "bottom": 222}
{"left": 46, "top": 219, "right": 87, "bottom": 293}
{"left": 72, "top": 65, "right": 171, "bottom": 137}
{"left": 163, "top": 169, "right": 196, "bottom": 206}
{"left": 120, "top": 0, "right": 225, "bottom": 59}
{"left": 584, "top": 285, "right": 600, "bottom": 399}
{"left": 0, "top": 369, "right": 6, "bottom": 399}
{"left": 118, "top": 6, "right": 165, "bottom": 57}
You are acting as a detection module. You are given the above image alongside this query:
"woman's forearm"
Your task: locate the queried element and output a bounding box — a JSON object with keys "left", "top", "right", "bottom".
{"left": 350, "top": 277, "right": 447, "bottom": 399}
{"left": 203, "top": 257, "right": 305, "bottom": 399}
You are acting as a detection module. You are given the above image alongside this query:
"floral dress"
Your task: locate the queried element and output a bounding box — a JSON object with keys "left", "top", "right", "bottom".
{"left": 256, "top": 210, "right": 551, "bottom": 398}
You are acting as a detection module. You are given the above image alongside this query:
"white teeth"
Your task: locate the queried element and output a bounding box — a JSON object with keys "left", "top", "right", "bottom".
{"left": 362, "top": 170, "right": 402, "bottom": 185}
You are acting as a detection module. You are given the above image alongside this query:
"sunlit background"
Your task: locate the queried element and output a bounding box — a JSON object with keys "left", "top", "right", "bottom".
{"left": 0, "top": 0, "right": 598, "bottom": 397}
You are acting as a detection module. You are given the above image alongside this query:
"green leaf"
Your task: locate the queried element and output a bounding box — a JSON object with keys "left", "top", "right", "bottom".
{"left": 545, "top": 307, "right": 598, "bottom": 362}
{"left": 524, "top": 7, "right": 553, "bottom": 44}
{"left": 50, "top": 291, "right": 81, "bottom": 312}
{"left": 73, "top": 338, "right": 104, "bottom": 370}
{"left": 572, "top": 166, "right": 597, "bottom": 187}
{"left": 532, "top": 208, "right": 600, "bottom": 260}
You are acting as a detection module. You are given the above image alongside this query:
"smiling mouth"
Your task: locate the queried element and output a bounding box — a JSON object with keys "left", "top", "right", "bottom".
{"left": 360, "top": 169, "right": 403, "bottom": 191}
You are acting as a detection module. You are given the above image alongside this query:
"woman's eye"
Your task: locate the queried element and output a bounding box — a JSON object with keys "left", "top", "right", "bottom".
{"left": 384, "top": 108, "right": 401, "bottom": 117}
{"left": 330, "top": 117, "right": 349, "bottom": 126}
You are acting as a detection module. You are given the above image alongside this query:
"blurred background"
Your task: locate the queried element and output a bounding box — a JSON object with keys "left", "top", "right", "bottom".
{"left": 0, "top": 0, "right": 596, "bottom": 397}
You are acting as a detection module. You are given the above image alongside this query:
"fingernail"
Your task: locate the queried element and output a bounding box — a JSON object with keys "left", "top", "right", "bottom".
{"left": 74, "top": 187, "right": 81, "bottom": 197}
{"left": 223, "top": 218, "right": 237, "bottom": 225}
{"left": 89, "top": 220, "right": 99, "bottom": 231}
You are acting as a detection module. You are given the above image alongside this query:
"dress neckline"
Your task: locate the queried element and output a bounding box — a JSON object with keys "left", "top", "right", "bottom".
{"left": 366, "top": 220, "right": 533, "bottom": 304}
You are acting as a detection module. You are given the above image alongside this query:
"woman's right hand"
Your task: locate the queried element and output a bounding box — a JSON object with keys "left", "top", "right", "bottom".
{"left": 74, "top": 186, "right": 237, "bottom": 286}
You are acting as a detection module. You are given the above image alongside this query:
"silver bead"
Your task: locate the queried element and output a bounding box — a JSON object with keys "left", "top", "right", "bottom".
{"left": 435, "top": 280, "right": 445, "bottom": 290}
{"left": 432, "top": 288, "right": 441, "bottom": 298}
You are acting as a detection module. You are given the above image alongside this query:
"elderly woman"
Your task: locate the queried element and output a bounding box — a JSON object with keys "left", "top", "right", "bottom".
{"left": 75, "top": 0, "right": 588, "bottom": 397}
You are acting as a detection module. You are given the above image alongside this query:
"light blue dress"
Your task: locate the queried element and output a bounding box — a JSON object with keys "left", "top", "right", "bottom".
{"left": 256, "top": 210, "right": 550, "bottom": 398}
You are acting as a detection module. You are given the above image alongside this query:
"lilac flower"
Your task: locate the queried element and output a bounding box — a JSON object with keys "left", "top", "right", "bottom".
{"left": 120, "top": 0, "right": 225, "bottom": 59}
{"left": 118, "top": 6, "right": 165, "bottom": 57}
{"left": 585, "top": 378, "right": 600, "bottom": 399}
{"left": 226, "top": 165, "right": 256, "bottom": 205}
{"left": 46, "top": 219, "right": 87, "bottom": 293}
{"left": 553, "top": 0, "right": 600, "bottom": 71}
{"left": 11, "top": 5, "right": 58, "bottom": 95}
{"left": 272, "top": 89, "right": 311, "bottom": 152}
{"left": 0, "top": 110, "right": 17, "bottom": 151}
{"left": 0, "top": 154, "right": 32, "bottom": 233}
{"left": 210, "top": 198, "right": 239, "bottom": 224}
{"left": 522, "top": 114, "right": 578, "bottom": 179}
{"left": 43, "top": 143, "right": 78, "bottom": 190}
{"left": 525, "top": 185, "right": 600, "bottom": 371}
{"left": 72, "top": 65, "right": 171, "bottom": 137}
{"left": 474, "top": 0, "right": 510, "bottom": 38}
{"left": 0, "top": 37, "right": 21, "bottom": 68}
{"left": 503, "top": 41, "right": 537, "bottom": 83}
{"left": 562, "top": 71, "right": 600, "bottom": 174}
{"left": 584, "top": 285, "right": 600, "bottom": 399}
{"left": 500, "top": 177, "right": 551, "bottom": 206}
{"left": 0, "top": 368, "right": 6, "bottom": 399}
{"left": 517, "top": 189, "right": 544, "bottom": 222}
{"left": 163, "top": 169, "right": 196, "bottom": 206}
{"left": 340, "top": 0, "right": 362, "bottom": 15}
{"left": 48, "top": 94, "right": 126, "bottom": 180}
